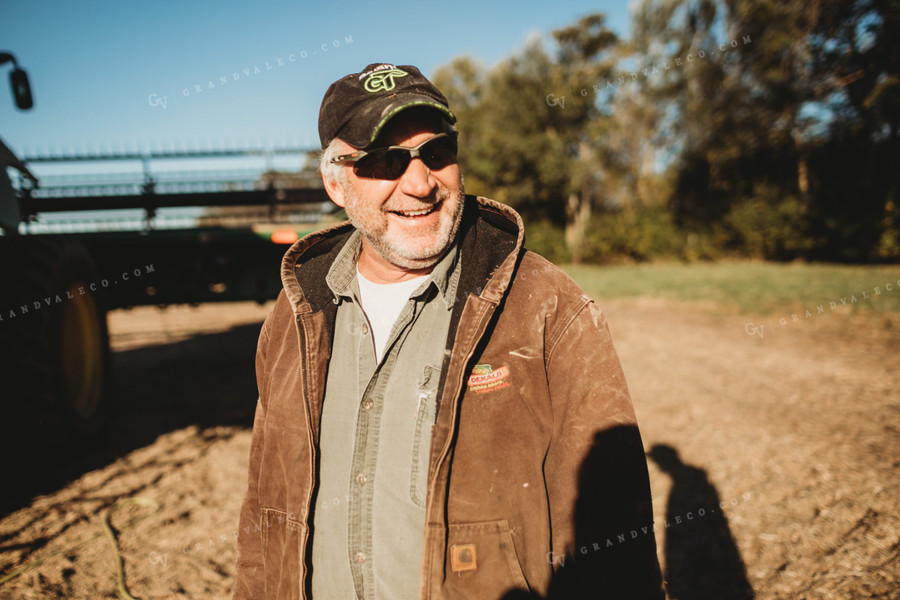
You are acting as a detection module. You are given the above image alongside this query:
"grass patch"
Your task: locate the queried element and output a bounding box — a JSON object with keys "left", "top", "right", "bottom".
{"left": 561, "top": 261, "right": 900, "bottom": 316}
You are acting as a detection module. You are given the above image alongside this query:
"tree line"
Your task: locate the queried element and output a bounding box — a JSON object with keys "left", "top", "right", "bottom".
{"left": 433, "top": 0, "right": 899, "bottom": 263}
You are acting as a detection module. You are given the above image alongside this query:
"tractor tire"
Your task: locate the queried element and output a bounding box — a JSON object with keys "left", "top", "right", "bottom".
{"left": 0, "top": 236, "right": 111, "bottom": 444}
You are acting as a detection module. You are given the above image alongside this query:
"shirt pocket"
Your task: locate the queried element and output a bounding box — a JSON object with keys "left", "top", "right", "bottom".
{"left": 409, "top": 363, "right": 440, "bottom": 508}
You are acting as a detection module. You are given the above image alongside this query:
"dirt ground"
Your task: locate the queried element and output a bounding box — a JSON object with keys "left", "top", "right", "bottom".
{"left": 1, "top": 296, "right": 898, "bottom": 599}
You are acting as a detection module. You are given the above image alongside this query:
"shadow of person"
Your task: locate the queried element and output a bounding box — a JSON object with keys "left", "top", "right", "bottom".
{"left": 502, "top": 425, "right": 666, "bottom": 600}
{"left": 647, "top": 444, "right": 754, "bottom": 600}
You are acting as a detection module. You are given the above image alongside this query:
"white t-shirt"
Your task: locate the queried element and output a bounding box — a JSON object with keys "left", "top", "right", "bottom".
{"left": 356, "top": 265, "right": 429, "bottom": 363}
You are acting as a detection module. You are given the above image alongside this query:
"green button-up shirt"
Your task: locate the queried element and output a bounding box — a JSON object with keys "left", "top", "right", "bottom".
{"left": 311, "top": 230, "right": 461, "bottom": 600}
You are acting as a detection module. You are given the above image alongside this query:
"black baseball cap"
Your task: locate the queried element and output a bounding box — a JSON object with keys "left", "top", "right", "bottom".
{"left": 318, "top": 63, "right": 456, "bottom": 150}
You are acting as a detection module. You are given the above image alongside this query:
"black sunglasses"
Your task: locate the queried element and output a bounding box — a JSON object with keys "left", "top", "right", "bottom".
{"left": 330, "top": 133, "right": 458, "bottom": 180}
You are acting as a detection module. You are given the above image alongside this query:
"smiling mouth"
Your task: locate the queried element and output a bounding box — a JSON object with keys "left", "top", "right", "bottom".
{"left": 389, "top": 201, "right": 441, "bottom": 218}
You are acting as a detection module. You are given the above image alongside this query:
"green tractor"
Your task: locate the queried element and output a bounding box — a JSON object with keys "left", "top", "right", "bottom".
{"left": 1, "top": 52, "right": 111, "bottom": 441}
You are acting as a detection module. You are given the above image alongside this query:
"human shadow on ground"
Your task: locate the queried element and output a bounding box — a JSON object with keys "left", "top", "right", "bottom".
{"left": 647, "top": 444, "right": 755, "bottom": 600}
{"left": 502, "top": 425, "right": 666, "bottom": 599}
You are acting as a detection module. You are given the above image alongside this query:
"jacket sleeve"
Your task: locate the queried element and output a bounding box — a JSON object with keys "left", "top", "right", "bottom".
{"left": 232, "top": 315, "right": 272, "bottom": 600}
{"left": 543, "top": 299, "right": 665, "bottom": 599}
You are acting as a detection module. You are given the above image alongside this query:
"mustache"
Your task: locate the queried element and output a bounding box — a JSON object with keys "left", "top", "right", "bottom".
{"left": 383, "top": 184, "right": 452, "bottom": 213}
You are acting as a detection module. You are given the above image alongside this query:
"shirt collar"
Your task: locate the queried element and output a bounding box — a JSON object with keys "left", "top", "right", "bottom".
{"left": 325, "top": 229, "right": 461, "bottom": 310}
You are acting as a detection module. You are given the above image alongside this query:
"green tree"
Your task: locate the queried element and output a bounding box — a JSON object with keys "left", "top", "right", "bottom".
{"left": 551, "top": 14, "right": 620, "bottom": 263}
{"left": 629, "top": 0, "right": 899, "bottom": 260}
{"left": 434, "top": 14, "right": 621, "bottom": 263}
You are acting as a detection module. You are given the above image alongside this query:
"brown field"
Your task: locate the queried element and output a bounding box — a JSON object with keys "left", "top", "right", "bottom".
{"left": 1, "top": 297, "right": 898, "bottom": 599}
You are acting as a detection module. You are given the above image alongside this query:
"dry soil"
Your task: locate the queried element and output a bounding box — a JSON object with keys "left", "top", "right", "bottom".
{"left": 1, "top": 297, "right": 897, "bottom": 599}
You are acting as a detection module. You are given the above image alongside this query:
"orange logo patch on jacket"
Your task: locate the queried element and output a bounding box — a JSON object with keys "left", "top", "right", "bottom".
{"left": 467, "top": 364, "right": 511, "bottom": 394}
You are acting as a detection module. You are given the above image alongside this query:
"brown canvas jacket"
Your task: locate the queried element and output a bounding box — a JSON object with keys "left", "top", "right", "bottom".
{"left": 233, "top": 195, "right": 665, "bottom": 599}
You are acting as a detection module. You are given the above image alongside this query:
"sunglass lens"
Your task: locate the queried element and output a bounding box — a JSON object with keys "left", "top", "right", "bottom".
{"left": 420, "top": 137, "right": 458, "bottom": 171}
{"left": 353, "top": 148, "right": 410, "bottom": 179}
{"left": 382, "top": 148, "right": 413, "bottom": 179}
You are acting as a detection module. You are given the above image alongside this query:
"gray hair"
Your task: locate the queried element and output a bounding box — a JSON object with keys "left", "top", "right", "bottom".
{"left": 319, "top": 138, "right": 348, "bottom": 186}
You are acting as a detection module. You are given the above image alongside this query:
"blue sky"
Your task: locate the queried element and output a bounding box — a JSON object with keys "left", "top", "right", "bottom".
{"left": 1, "top": 0, "right": 633, "bottom": 162}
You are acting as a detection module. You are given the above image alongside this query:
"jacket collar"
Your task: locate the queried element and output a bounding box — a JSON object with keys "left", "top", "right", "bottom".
{"left": 279, "top": 195, "right": 525, "bottom": 317}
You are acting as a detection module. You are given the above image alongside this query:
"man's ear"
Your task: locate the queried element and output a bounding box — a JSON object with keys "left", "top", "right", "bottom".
{"left": 323, "top": 173, "right": 347, "bottom": 208}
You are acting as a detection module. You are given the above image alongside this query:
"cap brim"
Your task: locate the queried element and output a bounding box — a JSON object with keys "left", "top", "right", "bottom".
{"left": 338, "top": 94, "right": 456, "bottom": 149}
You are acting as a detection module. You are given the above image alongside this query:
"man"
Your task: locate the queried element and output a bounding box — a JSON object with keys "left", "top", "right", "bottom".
{"left": 233, "top": 63, "right": 665, "bottom": 600}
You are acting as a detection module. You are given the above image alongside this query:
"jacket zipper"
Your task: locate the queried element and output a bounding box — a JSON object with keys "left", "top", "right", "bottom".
{"left": 434, "top": 301, "right": 496, "bottom": 472}
{"left": 427, "top": 299, "right": 497, "bottom": 594}
{"left": 296, "top": 313, "right": 315, "bottom": 600}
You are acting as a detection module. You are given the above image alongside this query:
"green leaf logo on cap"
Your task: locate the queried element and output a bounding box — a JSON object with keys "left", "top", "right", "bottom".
{"left": 364, "top": 68, "right": 408, "bottom": 93}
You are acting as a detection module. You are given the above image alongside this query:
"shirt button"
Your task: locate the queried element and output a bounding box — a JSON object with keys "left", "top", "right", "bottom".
{"left": 363, "top": 399, "right": 374, "bottom": 410}
{"left": 355, "top": 551, "right": 367, "bottom": 563}
{"left": 360, "top": 323, "right": 369, "bottom": 335}
{"left": 356, "top": 473, "right": 367, "bottom": 485}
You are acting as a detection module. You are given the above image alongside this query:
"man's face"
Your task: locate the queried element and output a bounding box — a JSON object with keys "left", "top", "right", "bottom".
{"left": 325, "top": 112, "right": 465, "bottom": 271}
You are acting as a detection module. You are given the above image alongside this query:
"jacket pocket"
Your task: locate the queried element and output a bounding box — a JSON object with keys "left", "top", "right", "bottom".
{"left": 410, "top": 364, "right": 440, "bottom": 508}
{"left": 444, "top": 519, "right": 530, "bottom": 599}
{"left": 260, "top": 507, "right": 307, "bottom": 600}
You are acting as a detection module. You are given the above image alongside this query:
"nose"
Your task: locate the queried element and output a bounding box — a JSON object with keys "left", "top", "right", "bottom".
{"left": 398, "top": 157, "right": 437, "bottom": 199}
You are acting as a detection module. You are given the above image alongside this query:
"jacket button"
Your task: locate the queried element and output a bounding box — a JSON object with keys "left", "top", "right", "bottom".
{"left": 355, "top": 551, "right": 367, "bottom": 563}
{"left": 363, "top": 399, "right": 374, "bottom": 410}
{"left": 360, "top": 323, "right": 369, "bottom": 335}
{"left": 356, "top": 473, "right": 368, "bottom": 485}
